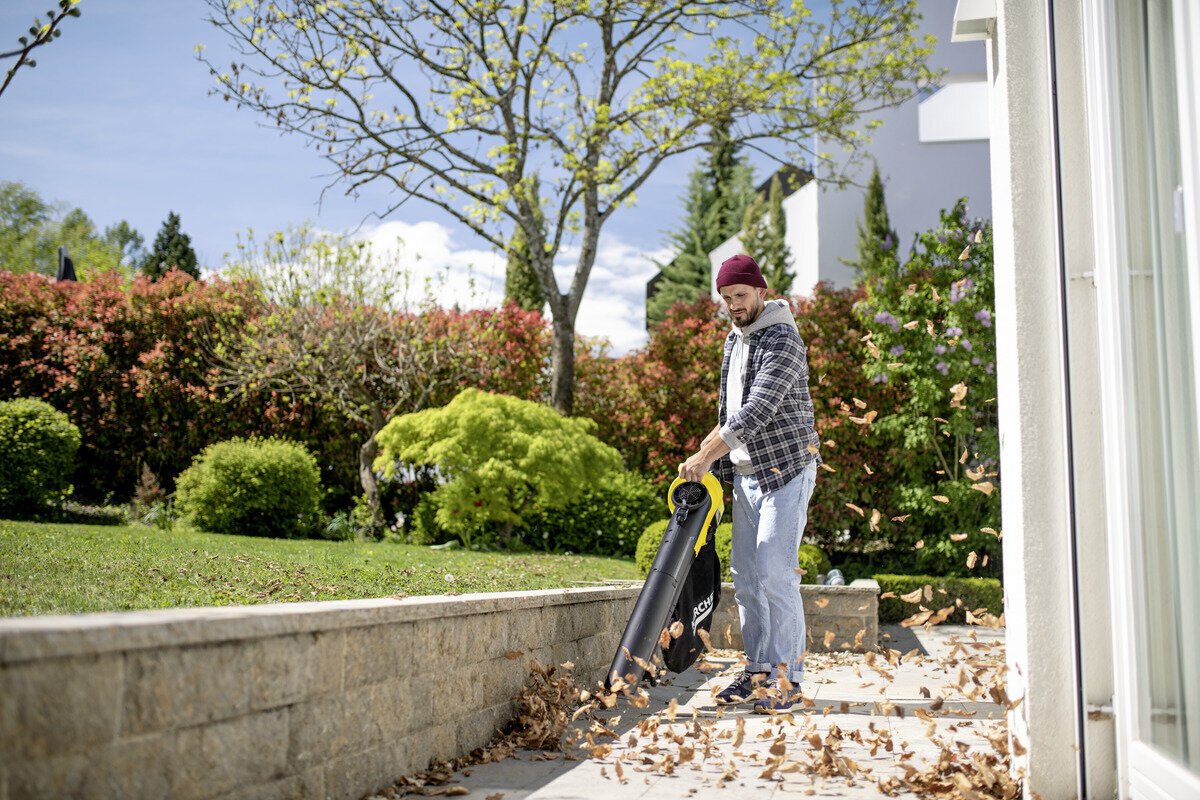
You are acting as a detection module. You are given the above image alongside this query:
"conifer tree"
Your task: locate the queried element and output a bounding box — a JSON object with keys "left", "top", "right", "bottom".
{"left": 142, "top": 211, "right": 199, "bottom": 279}
{"left": 504, "top": 182, "right": 547, "bottom": 312}
{"left": 740, "top": 174, "right": 793, "bottom": 294}
{"left": 844, "top": 164, "right": 899, "bottom": 283}
{"left": 647, "top": 120, "right": 754, "bottom": 327}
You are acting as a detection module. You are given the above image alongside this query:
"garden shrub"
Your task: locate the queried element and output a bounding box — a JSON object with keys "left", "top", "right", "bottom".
{"left": 375, "top": 389, "right": 623, "bottom": 548}
{"left": 873, "top": 573, "right": 1003, "bottom": 623}
{"left": 637, "top": 519, "right": 826, "bottom": 584}
{"left": 516, "top": 470, "right": 661, "bottom": 556}
{"left": 175, "top": 437, "right": 323, "bottom": 538}
{"left": 0, "top": 398, "right": 81, "bottom": 516}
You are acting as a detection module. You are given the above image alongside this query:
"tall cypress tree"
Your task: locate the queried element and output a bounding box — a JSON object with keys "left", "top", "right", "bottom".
{"left": 505, "top": 218, "right": 546, "bottom": 312}
{"left": 740, "top": 174, "right": 793, "bottom": 294}
{"left": 647, "top": 120, "right": 754, "bottom": 327}
{"left": 142, "top": 211, "right": 199, "bottom": 279}
{"left": 843, "top": 164, "right": 899, "bottom": 283}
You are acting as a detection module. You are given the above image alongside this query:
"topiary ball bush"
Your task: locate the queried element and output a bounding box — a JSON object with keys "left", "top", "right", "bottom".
{"left": 0, "top": 398, "right": 81, "bottom": 517}
{"left": 637, "top": 519, "right": 826, "bottom": 584}
{"left": 175, "top": 437, "right": 323, "bottom": 539}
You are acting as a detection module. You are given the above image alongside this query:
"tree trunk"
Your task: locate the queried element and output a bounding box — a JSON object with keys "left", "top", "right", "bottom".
{"left": 549, "top": 316, "right": 575, "bottom": 415}
{"left": 358, "top": 406, "right": 387, "bottom": 532}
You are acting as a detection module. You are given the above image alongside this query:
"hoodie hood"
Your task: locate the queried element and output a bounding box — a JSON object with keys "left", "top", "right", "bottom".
{"left": 732, "top": 298, "right": 798, "bottom": 337}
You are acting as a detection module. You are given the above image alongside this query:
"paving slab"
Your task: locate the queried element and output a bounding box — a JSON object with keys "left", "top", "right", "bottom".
{"left": 370, "top": 624, "right": 1009, "bottom": 800}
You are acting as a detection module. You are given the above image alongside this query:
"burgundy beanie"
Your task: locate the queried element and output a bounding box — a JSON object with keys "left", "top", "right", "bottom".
{"left": 715, "top": 254, "right": 767, "bottom": 290}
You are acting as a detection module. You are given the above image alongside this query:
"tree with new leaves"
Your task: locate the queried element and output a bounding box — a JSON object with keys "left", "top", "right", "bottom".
{"left": 211, "top": 225, "right": 482, "bottom": 528}
{"left": 843, "top": 163, "right": 899, "bottom": 282}
{"left": 200, "top": 0, "right": 938, "bottom": 414}
{"left": 143, "top": 212, "right": 200, "bottom": 280}
{"left": 0, "top": 0, "right": 81, "bottom": 100}
{"left": 647, "top": 120, "right": 754, "bottom": 328}
{"left": 741, "top": 173, "right": 793, "bottom": 293}
{"left": 0, "top": 182, "right": 126, "bottom": 277}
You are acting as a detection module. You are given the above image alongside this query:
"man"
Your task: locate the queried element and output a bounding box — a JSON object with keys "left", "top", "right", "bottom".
{"left": 678, "top": 253, "right": 820, "bottom": 713}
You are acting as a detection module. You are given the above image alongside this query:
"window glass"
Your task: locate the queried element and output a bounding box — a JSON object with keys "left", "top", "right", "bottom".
{"left": 1114, "top": 0, "right": 1200, "bottom": 769}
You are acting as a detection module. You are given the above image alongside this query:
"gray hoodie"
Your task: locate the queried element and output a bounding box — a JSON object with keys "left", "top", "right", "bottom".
{"left": 724, "top": 300, "right": 799, "bottom": 470}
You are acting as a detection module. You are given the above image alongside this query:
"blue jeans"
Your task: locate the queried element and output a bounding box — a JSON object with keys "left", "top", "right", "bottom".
{"left": 730, "top": 462, "right": 818, "bottom": 684}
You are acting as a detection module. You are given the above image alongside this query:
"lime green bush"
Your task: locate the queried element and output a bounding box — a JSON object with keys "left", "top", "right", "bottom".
{"left": 874, "top": 574, "right": 1003, "bottom": 623}
{"left": 636, "top": 520, "right": 828, "bottom": 585}
{"left": 175, "top": 437, "right": 323, "bottom": 539}
{"left": 0, "top": 398, "right": 81, "bottom": 517}
{"left": 375, "top": 389, "right": 623, "bottom": 547}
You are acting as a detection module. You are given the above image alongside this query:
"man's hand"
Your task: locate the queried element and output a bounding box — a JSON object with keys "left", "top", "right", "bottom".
{"left": 679, "top": 425, "right": 731, "bottom": 482}
{"left": 679, "top": 452, "right": 714, "bottom": 483}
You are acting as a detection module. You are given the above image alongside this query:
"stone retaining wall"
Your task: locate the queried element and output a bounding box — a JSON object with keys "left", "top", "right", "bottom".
{"left": 0, "top": 588, "right": 640, "bottom": 800}
{"left": 0, "top": 579, "right": 879, "bottom": 800}
{"left": 710, "top": 579, "right": 881, "bottom": 653}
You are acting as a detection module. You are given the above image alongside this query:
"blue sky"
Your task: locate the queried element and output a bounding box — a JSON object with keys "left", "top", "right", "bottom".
{"left": 2, "top": 0, "right": 740, "bottom": 352}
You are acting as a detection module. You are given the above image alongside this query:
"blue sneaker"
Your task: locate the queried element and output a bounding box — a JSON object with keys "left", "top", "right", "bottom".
{"left": 751, "top": 679, "right": 802, "bottom": 714}
{"left": 714, "top": 670, "right": 768, "bottom": 705}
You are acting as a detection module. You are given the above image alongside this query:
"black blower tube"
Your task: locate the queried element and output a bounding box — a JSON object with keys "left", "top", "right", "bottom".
{"left": 606, "top": 474, "right": 722, "bottom": 691}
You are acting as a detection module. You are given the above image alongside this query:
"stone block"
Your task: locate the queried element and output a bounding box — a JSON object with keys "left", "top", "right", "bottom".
{"left": 456, "top": 701, "right": 513, "bottom": 754}
{"left": 409, "top": 617, "right": 473, "bottom": 672}
{"left": 210, "top": 770, "right": 324, "bottom": 800}
{"left": 430, "top": 668, "right": 480, "bottom": 720}
{"left": 122, "top": 632, "right": 345, "bottom": 736}
{"left": 321, "top": 743, "right": 400, "bottom": 800}
{"left": 7, "top": 733, "right": 177, "bottom": 800}
{"left": 288, "top": 679, "right": 414, "bottom": 771}
{"left": 476, "top": 653, "right": 532, "bottom": 709}
{"left": 343, "top": 623, "right": 412, "bottom": 689}
{"left": 0, "top": 653, "right": 121, "bottom": 760}
{"left": 175, "top": 709, "right": 289, "bottom": 800}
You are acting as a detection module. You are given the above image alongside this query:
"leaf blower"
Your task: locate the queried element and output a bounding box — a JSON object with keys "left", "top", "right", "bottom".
{"left": 606, "top": 472, "right": 724, "bottom": 690}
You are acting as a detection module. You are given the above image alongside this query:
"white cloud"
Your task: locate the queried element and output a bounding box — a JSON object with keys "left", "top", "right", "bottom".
{"left": 363, "top": 220, "right": 671, "bottom": 355}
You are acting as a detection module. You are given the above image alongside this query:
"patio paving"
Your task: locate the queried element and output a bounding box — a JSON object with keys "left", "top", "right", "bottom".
{"left": 369, "top": 623, "right": 1010, "bottom": 799}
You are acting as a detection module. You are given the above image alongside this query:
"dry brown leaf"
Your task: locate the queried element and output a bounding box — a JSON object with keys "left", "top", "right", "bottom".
{"left": 933, "top": 495, "right": 949, "bottom": 504}
{"left": 903, "top": 319, "right": 920, "bottom": 330}
{"left": 816, "top": 598, "right": 830, "bottom": 608}
{"left": 824, "top": 630, "right": 836, "bottom": 648}
{"left": 959, "top": 245, "right": 971, "bottom": 260}
{"left": 845, "top": 503, "right": 865, "bottom": 517}
{"left": 503, "top": 651, "right": 524, "bottom": 660}
{"left": 900, "top": 588, "right": 923, "bottom": 603}
{"left": 869, "top": 509, "right": 882, "bottom": 531}
{"left": 949, "top": 382, "right": 968, "bottom": 407}
{"left": 914, "top": 539, "right": 924, "bottom": 550}
{"left": 892, "top": 514, "right": 910, "bottom": 522}
{"left": 967, "top": 551, "right": 978, "bottom": 569}
{"left": 971, "top": 481, "right": 995, "bottom": 496}
{"left": 950, "top": 532, "right": 968, "bottom": 542}
{"left": 853, "top": 397, "right": 867, "bottom": 408}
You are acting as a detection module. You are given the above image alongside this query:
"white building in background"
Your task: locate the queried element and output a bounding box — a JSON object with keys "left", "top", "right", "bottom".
{"left": 707, "top": 0, "right": 993, "bottom": 297}
{"left": 958, "top": 0, "right": 1200, "bottom": 798}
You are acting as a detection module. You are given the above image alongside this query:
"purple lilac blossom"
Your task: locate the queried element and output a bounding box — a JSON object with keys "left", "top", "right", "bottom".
{"left": 986, "top": 363, "right": 994, "bottom": 374}
{"left": 972, "top": 357, "right": 982, "bottom": 365}
{"left": 975, "top": 309, "right": 992, "bottom": 327}
{"left": 873, "top": 374, "right": 889, "bottom": 384}
{"left": 961, "top": 340, "right": 972, "bottom": 351}
{"left": 890, "top": 345, "right": 905, "bottom": 356}
{"left": 946, "top": 326, "right": 963, "bottom": 337}
{"left": 934, "top": 345, "right": 947, "bottom": 355}
{"left": 874, "top": 311, "right": 900, "bottom": 332}
{"left": 936, "top": 362, "right": 949, "bottom": 375}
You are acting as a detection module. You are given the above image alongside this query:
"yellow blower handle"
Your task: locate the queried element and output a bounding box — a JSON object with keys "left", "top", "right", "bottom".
{"left": 667, "top": 472, "right": 724, "bottom": 556}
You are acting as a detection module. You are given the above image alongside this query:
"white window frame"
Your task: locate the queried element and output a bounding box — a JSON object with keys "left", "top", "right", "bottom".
{"left": 1082, "top": 1, "right": 1200, "bottom": 798}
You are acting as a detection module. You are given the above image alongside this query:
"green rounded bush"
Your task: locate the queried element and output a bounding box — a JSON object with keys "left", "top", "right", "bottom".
{"left": 518, "top": 470, "right": 662, "bottom": 556}
{"left": 636, "top": 519, "right": 826, "bottom": 584}
{"left": 175, "top": 437, "right": 322, "bottom": 538}
{"left": 0, "top": 398, "right": 81, "bottom": 516}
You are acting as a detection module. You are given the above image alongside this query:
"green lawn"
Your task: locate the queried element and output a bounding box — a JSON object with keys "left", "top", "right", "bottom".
{"left": 0, "top": 520, "right": 641, "bottom": 617}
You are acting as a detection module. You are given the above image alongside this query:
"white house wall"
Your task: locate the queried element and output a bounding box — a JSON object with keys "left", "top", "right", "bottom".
{"left": 814, "top": 0, "right": 993, "bottom": 285}
{"left": 783, "top": 182, "right": 820, "bottom": 295}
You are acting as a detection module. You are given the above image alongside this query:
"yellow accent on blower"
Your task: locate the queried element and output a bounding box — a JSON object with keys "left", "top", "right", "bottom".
{"left": 667, "top": 472, "right": 724, "bottom": 557}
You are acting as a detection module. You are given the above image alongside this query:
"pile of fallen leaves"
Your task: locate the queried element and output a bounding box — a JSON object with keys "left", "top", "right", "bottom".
{"left": 568, "top": 631, "right": 1025, "bottom": 800}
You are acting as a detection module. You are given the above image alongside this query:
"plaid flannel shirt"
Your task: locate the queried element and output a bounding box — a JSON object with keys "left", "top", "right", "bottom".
{"left": 714, "top": 320, "right": 820, "bottom": 493}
